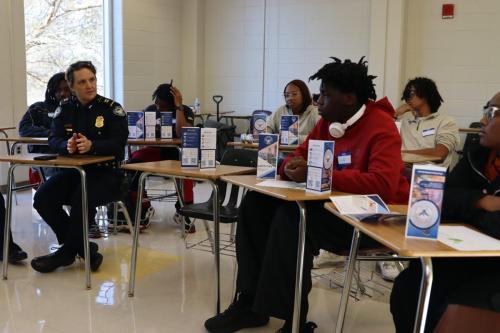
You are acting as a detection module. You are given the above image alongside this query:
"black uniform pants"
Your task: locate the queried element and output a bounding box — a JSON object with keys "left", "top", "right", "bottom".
{"left": 391, "top": 257, "right": 500, "bottom": 333}
{"left": 33, "top": 168, "right": 121, "bottom": 255}
{"left": 235, "top": 191, "right": 380, "bottom": 323}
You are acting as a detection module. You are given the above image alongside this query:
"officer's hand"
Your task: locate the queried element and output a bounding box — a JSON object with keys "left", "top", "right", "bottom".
{"left": 76, "top": 133, "right": 93, "bottom": 154}
{"left": 284, "top": 157, "right": 307, "bottom": 182}
{"left": 67, "top": 133, "right": 77, "bottom": 154}
{"left": 170, "top": 86, "right": 183, "bottom": 108}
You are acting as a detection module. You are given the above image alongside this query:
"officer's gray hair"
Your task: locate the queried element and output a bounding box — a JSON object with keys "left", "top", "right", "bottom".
{"left": 66, "top": 61, "right": 96, "bottom": 87}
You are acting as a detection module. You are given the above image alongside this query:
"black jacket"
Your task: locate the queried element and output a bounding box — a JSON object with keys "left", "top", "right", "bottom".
{"left": 50, "top": 95, "right": 128, "bottom": 162}
{"left": 19, "top": 101, "right": 56, "bottom": 153}
{"left": 442, "top": 140, "right": 500, "bottom": 238}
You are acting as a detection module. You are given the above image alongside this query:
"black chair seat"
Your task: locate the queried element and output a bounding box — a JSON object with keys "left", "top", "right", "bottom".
{"left": 179, "top": 202, "right": 239, "bottom": 224}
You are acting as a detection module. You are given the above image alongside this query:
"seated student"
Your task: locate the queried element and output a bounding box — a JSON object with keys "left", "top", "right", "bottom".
{"left": 31, "top": 60, "right": 128, "bottom": 273}
{"left": 390, "top": 92, "right": 500, "bottom": 333}
{"left": 126, "top": 83, "right": 195, "bottom": 231}
{"left": 267, "top": 79, "right": 319, "bottom": 143}
{"left": 204, "top": 57, "right": 410, "bottom": 333}
{"left": 396, "top": 77, "right": 460, "bottom": 169}
{"left": 0, "top": 194, "right": 27, "bottom": 263}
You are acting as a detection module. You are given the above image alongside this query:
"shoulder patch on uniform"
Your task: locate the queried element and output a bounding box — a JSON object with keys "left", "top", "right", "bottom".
{"left": 53, "top": 106, "right": 63, "bottom": 118}
{"left": 112, "top": 105, "right": 126, "bottom": 117}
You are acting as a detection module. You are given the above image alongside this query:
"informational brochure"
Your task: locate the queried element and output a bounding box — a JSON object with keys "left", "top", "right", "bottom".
{"left": 438, "top": 226, "right": 500, "bottom": 251}
{"left": 280, "top": 115, "right": 299, "bottom": 145}
{"left": 144, "top": 111, "right": 157, "bottom": 139}
{"left": 253, "top": 113, "right": 268, "bottom": 137}
{"left": 181, "top": 127, "right": 201, "bottom": 168}
{"left": 405, "top": 164, "right": 447, "bottom": 239}
{"left": 160, "top": 112, "right": 173, "bottom": 139}
{"left": 127, "top": 111, "right": 144, "bottom": 139}
{"left": 330, "top": 194, "right": 404, "bottom": 222}
{"left": 200, "top": 128, "right": 217, "bottom": 169}
{"left": 306, "top": 140, "right": 334, "bottom": 193}
{"left": 256, "top": 180, "right": 306, "bottom": 190}
{"left": 257, "top": 134, "right": 279, "bottom": 179}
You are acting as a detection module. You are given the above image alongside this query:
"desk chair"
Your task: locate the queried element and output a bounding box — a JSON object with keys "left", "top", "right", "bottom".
{"left": 176, "top": 149, "right": 257, "bottom": 253}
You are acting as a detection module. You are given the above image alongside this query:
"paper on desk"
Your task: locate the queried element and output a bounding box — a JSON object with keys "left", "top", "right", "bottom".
{"left": 257, "top": 180, "right": 306, "bottom": 189}
{"left": 438, "top": 226, "right": 500, "bottom": 251}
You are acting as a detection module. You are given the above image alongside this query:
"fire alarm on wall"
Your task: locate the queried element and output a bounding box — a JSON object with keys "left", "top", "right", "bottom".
{"left": 442, "top": 4, "right": 454, "bottom": 19}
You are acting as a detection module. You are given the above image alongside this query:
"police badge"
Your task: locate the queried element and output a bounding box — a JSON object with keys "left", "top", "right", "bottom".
{"left": 95, "top": 116, "right": 104, "bottom": 128}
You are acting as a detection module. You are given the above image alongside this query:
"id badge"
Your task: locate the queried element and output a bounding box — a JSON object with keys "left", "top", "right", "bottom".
{"left": 337, "top": 151, "right": 352, "bottom": 169}
{"left": 422, "top": 128, "right": 435, "bottom": 137}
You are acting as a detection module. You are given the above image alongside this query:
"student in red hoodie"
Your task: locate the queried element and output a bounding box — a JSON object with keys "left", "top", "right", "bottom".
{"left": 204, "top": 57, "right": 410, "bottom": 333}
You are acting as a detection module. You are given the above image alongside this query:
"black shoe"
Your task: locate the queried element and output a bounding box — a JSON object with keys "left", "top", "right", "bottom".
{"left": 31, "top": 246, "right": 76, "bottom": 273}
{"left": 204, "top": 294, "right": 269, "bottom": 333}
{"left": 276, "top": 321, "right": 318, "bottom": 333}
{"left": 77, "top": 242, "right": 103, "bottom": 272}
{"left": 0, "top": 243, "right": 28, "bottom": 264}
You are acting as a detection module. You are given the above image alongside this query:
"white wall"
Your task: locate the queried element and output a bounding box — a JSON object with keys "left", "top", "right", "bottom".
{"left": 0, "top": 0, "right": 27, "bottom": 185}
{"left": 404, "top": 0, "right": 500, "bottom": 127}
{"left": 120, "top": 0, "right": 183, "bottom": 110}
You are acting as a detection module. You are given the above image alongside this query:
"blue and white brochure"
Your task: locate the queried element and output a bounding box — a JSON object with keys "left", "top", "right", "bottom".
{"left": 257, "top": 134, "right": 279, "bottom": 179}
{"left": 181, "top": 127, "right": 201, "bottom": 168}
{"left": 160, "top": 112, "right": 173, "bottom": 139}
{"left": 144, "top": 111, "right": 157, "bottom": 139}
{"left": 127, "top": 111, "right": 144, "bottom": 139}
{"left": 405, "top": 164, "right": 447, "bottom": 240}
{"left": 330, "top": 194, "right": 403, "bottom": 222}
{"left": 306, "top": 140, "right": 334, "bottom": 193}
{"left": 280, "top": 115, "right": 299, "bottom": 145}
{"left": 200, "top": 128, "right": 217, "bottom": 169}
{"left": 253, "top": 113, "right": 268, "bottom": 137}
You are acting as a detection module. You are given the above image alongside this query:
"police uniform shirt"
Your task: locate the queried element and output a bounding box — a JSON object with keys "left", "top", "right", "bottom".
{"left": 50, "top": 95, "right": 129, "bottom": 162}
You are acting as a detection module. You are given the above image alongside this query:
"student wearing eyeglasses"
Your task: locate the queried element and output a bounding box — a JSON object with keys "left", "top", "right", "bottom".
{"left": 266, "top": 79, "right": 319, "bottom": 143}
{"left": 390, "top": 92, "right": 500, "bottom": 332}
{"left": 395, "top": 77, "right": 460, "bottom": 169}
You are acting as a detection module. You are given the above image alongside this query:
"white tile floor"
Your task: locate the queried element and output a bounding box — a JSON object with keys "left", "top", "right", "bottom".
{"left": 0, "top": 180, "right": 396, "bottom": 333}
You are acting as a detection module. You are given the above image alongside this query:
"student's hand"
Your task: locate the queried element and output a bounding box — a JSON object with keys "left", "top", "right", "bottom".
{"left": 395, "top": 103, "right": 413, "bottom": 117}
{"left": 170, "top": 86, "right": 183, "bottom": 108}
{"left": 67, "top": 133, "right": 77, "bottom": 154}
{"left": 284, "top": 157, "right": 307, "bottom": 182}
{"left": 76, "top": 133, "right": 93, "bottom": 154}
{"left": 476, "top": 195, "right": 500, "bottom": 212}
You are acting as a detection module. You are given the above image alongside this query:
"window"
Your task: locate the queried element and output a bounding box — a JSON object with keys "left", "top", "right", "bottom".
{"left": 24, "top": 0, "right": 104, "bottom": 105}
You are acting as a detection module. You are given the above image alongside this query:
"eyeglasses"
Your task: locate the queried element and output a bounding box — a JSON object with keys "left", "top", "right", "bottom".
{"left": 483, "top": 106, "right": 500, "bottom": 121}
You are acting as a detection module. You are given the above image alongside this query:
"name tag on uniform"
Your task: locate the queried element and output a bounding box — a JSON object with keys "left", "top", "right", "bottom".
{"left": 337, "top": 152, "right": 352, "bottom": 168}
{"left": 422, "top": 128, "right": 435, "bottom": 137}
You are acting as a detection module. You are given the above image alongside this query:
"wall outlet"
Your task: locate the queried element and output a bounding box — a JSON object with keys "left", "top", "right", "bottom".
{"left": 16, "top": 146, "right": 22, "bottom": 154}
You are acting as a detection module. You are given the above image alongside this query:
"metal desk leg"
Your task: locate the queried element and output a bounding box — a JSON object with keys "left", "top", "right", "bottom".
{"left": 128, "top": 172, "right": 149, "bottom": 297}
{"left": 209, "top": 181, "right": 221, "bottom": 314}
{"left": 2, "top": 164, "right": 16, "bottom": 279}
{"left": 291, "top": 201, "right": 307, "bottom": 333}
{"left": 78, "top": 168, "right": 91, "bottom": 289}
{"left": 413, "top": 257, "right": 433, "bottom": 333}
{"left": 334, "top": 228, "right": 361, "bottom": 333}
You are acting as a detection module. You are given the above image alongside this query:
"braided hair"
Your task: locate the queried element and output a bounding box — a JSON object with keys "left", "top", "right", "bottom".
{"left": 44, "top": 72, "right": 66, "bottom": 106}
{"left": 309, "top": 57, "right": 377, "bottom": 104}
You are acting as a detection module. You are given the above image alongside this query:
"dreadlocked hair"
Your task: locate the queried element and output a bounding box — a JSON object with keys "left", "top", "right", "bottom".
{"left": 45, "top": 72, "right": 66, "bottom": 106}
{"left": 152, "top": 83, "right": 175, "bottom": 109}
{"left": 309, "top": 57, "right": 377, "bottom": 104}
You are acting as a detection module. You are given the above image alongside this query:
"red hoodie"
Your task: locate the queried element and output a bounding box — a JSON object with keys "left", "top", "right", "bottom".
{"left": 279, "top": 97, "right": 409, "bottom": 204}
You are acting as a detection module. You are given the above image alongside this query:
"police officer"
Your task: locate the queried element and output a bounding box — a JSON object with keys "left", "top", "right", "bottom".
{"left": 31, "top": 61, "right": 128, "bottom": 273}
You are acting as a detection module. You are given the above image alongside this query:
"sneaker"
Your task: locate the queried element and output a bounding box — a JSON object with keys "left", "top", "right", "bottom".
{"left": 376, "top": 261, "right": 402, "bottom": 281}
{"left": 276, "top": 321, "right": 317, "bottom": 333}
{"left": 0, "top": 243, "right": 28, "bottom": 264}
{"left": 313, "top": 250, "right": 343, "bottom": 269}
{"left": 204, "top": 294, "right": 269, "bottom": 333}
{"left": 173, "top": 212, "right": 196, "bottom": 233}
{"left": 139, "top": 206, "right": 155, "bottom": 231}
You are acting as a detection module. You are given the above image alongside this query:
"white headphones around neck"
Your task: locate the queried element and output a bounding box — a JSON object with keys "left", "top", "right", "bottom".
{"left": 328, "top": 104, "right": 366, "bottom": 138}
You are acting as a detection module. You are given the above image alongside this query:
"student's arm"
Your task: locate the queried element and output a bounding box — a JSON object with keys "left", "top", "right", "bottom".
{"left": 401, "top": 144, "right": 449, "bottom": 160}
{"left": 171, "top": 86, "right": 193, "bottom": 137}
